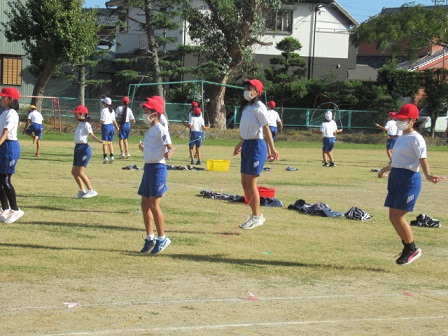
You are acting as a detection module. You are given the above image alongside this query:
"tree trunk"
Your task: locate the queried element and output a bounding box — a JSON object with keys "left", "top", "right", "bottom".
{"left": 31, "top": 62, "right": 56, "bottom": 110}
{"left": 205, "top": 77, "right": 229, "bottom": 130}
{"left": 145, "top": 0, "right": 163, "bottom": 96}
{"left": 78, "top": 63, "right": 86, "bottom": 106}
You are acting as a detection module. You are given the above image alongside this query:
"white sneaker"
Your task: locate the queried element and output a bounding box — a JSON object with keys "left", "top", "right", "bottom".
{"left": 239, "top": 214, "right": 265, "bottom": 229}
{"left": 0, "top": 209, "right": 12, "bottom": 222}
{"left": 102, "top": 157, "right": 109, "bottom": 164}
{"left": 119, "top": 153, "right": 126, "bottom": 159}
{"left": 4, "top": 209, "right": 25, "bottom": 224}
{"left": 82, "top": 190, "right": 98, "bottom": 198}
{"left": 75, "top": 190, "right": 86, "bottom": 199}
{"left": 109, "top": 156, "right": 114, "bottom": 163}
{"left": 125, "top": 153, "right": 131, "bottom": 159}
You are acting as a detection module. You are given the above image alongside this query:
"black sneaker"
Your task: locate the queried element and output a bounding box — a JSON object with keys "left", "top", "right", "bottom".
{"left": 322, "top": 162, "right": 329, "bottom": 167}
{"left": 396, "top": 247, "right": 421, "bottom": 265}
{"left": 196, "top": 160, "right": 201, "bottom": 165}
{"left": 190, "top": 159, "right": 195, "bottom": 164}
{"left": 329, "top": 162, "right": 336, "bottom": 167}
{"left": 140, "top": 238, "right": 156, "bottom": 253}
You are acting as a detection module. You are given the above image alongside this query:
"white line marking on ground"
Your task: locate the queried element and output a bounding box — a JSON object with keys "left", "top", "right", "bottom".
{"left": 39, "top": 316, "right": 448, "bottom": 335}
{"left": 1, "top": 291, "right": 448, "bottom": 312}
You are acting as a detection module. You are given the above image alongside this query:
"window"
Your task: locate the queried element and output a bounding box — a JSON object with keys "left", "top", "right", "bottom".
{"left": 1, "top": 56, "right": 22, "bottom": 86}
{"left": 265, "top": 10, "right": 293, "bottom": 33}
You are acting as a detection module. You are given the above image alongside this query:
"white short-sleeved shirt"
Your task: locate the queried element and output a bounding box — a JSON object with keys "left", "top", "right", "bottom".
{"left": 391, "top": 131, "right": 427, "bottom": 172}
{"left": 28, "top": 110, "right": 43, "bottom": 124}
{"left": 143, "top": 122, "right": 172, "bottom": 164}
{"left": 159, "top": 113, "right": 169, "bottom": 129}
{"left": 0, "top": 109, "right": 19, "bottom": 140}
{"left": 74, "top": 121, "right": 93, "bottom": 144}
{"left": 189, "top": 115, "right": 205, "bottom": 132}
{"left": 115, "top": 106, "right": 135, "bottom": 123}
{"left": 384, "top": 120, "right": 399, "bottom": 136}
{"left": 100, "top": 108, "right": 116, "bottom": 124}
{"left": 320, "top": 120, "right": 338, "bottom": 138}
{"left": 266, "top": 109, "right": 281, "bottom": 127}
{"left": 239, "top": 101, "right": 269, "bottom": 140}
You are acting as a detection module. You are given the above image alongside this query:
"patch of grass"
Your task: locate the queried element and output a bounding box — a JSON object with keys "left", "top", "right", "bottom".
{"left": 1, "top": 133, "right": 447, "bottom": 293}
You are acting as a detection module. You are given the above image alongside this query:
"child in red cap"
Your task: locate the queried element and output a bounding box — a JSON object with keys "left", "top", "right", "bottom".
{"left": 0, "top": 87, "right": 24, "bottom": 223}
{"left": 378, "top": 104, "right": 441, "bottom": 265}
{"left": 138, "top": 97, "right": 174, "bottom": 254}
{"left": 233, "top": 79, "right": 278, "bottom": 230}
{"left": 265, "top": 100, "right": 283, "bottom": 162}
{"left": 71, "top": 105, "right": 103, "bottom": 199}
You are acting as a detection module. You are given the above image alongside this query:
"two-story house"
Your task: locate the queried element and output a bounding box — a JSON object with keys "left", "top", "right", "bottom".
{"left": 106, "top": 0, "right": 358, "bottom": 81}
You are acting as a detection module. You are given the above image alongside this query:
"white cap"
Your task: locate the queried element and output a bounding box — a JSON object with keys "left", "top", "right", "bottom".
{"left": 325, "top": 110, "right": 332, "bottom": 121}
{"left": 101, "top": 97, "right": 112, "bottom": 105}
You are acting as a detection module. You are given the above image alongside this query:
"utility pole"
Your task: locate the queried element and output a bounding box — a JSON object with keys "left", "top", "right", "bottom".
{"left": 432, "top": 0, "right": 447, "bottom": 5}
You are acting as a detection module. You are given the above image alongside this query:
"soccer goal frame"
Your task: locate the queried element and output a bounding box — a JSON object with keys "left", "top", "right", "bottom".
{"left": 21, "top": 96, "right": 62, "bottom": 133}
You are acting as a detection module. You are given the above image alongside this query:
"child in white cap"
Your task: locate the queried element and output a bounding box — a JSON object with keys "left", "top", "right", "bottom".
{"left": 313, "top": 110, "right": 342, "bottom": 167}
{"left": 100, "top": 97, "right": 119, "bottom": 163}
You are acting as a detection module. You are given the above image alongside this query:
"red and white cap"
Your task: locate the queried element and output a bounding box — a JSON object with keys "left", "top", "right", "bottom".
{"left": 395, "top": 104, "right": 419, "bottom": 119}
{"left": 73, "top": 105, "right": 89, "bottom": 114}
{"left": 0, "top": 87, "right": 20, "bottom": 100}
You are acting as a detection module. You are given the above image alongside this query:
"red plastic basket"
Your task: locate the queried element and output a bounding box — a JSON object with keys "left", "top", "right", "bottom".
{"left": 244, "top": 186, "right": 276, "bottom": 203}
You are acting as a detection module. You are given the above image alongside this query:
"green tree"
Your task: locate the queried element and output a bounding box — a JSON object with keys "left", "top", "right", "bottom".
{"left": 2, "top": 0, "right": 98, "bottom": 103}
{"left": 264, "top": 36, "right": 307, "bottom": 118}
{"left": 351, "top": 4, "right": 448, "bottom": 60}
{"left": 183, "top": 0, "right": 282, "bottom": 129}
{"left": 112, "top": 0, "right": 189, "bottom": 97}
{"left": 377, "top": 67, "right": 421, "bottom": 100}
{"left": 420, "top": 69, "right": 448, "bottom": 137}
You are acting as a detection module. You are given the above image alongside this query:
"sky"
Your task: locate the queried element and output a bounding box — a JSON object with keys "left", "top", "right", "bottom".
{"left": 83, "top": 0, "right": 441, "bottom": 23}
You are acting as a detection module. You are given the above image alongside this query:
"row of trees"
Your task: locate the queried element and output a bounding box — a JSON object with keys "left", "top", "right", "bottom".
{"left": 2, "top": 1, "right": 448, "bottom": 134}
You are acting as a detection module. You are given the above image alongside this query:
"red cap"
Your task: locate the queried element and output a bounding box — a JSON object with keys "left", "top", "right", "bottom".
{"left": 395, "top": 104, "right": 419, "bottom": 119}
{"left": 244, "top": 79, "right": 263, "bottom": 95}
{"left": 267, "top": 100, "right": 276, "bottom": 108}
{"left": 122, "top": 96, "right": 130, "bottom": 104}
{"left": 73, "top": 105, "right": 89, "bottom": 114}
{"left": 193, "top": 107, "right": 202, "bottom": 115}
{"left": 141, "top": 96, "right": 164, "bottom": 114}
{"left": 388, "top": 112, "right": 396, "bottom": 117}
{"left": 0, "top": 87, "right": 20, "bottom": 100}
{"left": 191, "top": 101, "right": 199, "bottom": 107}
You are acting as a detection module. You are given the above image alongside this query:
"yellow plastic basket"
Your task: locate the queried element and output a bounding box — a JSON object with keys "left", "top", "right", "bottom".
{"left": 206, "top": 160, "right": 230, "bottom": 172}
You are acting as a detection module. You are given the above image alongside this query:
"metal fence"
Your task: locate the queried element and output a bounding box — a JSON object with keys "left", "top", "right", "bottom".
{"left": 26, "top": 97, "right": 378, "bottom": 131}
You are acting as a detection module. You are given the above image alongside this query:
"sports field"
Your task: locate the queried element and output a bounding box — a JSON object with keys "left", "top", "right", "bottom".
{"left": 1, "top": 130, "right": 447, "bottom": 335}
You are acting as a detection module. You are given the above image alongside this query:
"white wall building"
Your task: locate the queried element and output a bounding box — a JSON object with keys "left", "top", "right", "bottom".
{"left": 105, "top": 0, "right": 358, "bottom": 80}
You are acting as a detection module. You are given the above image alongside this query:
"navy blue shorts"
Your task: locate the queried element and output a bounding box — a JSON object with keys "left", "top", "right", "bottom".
{"left": 73, "top": 143, "right": 92, "bottom": 167}
{"left": 322, "top": 137, "right": 335, "bottom": 152}
{"left": 101, "top": 124, "right": 115, "bottom": 141}
{"left": 0, "top": 140, "right": 20, "bottom": 174}
{"left": 118, "top": 122, "right": 130, "bottom": 139}
{"left": 240, "top": 139, "right": 267, "bottom": 176}
{"left": 189, "top": 131, "right": 203, "bottom": 148}
{"left": 386, "top": 138, "right": 397, "bottom": 150}
{"left": 26, "top": 122, "right": 43, "bottom": 140}
{"left": 384, "top": 168, "right": 422, "bottom": 212}
{"left": 138, "top": 163, "right": 168, "bottom": 197}
{"left": 269, "top": 126, "right": 278, "bottom": 141}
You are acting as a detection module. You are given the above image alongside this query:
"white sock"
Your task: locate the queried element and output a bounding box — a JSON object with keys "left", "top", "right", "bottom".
{"left": 147, "top": 234, "right": 155, "bottom": 241}
{"left": 158, "top": 235, "right": 166, "bottom": 241}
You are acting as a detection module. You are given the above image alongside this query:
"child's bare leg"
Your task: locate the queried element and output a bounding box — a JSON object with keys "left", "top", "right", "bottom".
{"left": 148, "top": 196, "right": 164, "bottom": 237}
{"left": 141, "top": 196, "right": 154, "bottom": 236}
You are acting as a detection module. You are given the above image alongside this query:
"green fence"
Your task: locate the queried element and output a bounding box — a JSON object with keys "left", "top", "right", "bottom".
{"left": 24, "top": 97, "right": 378, "bottom": 131}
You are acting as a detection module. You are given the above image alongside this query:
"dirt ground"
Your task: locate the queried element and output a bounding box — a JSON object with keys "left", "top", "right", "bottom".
{"left": 1, "top": 274, "right": 447, "bottom": 336}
